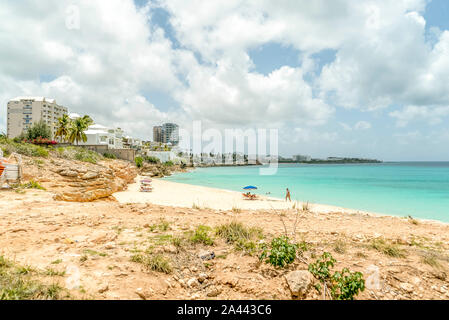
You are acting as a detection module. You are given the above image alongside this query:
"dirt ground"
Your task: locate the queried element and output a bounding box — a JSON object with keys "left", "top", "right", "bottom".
{"left": 1, "top": 189, "right": 448, "bottom": 300}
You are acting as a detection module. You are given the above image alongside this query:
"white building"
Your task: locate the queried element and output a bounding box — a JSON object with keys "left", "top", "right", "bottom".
{"left": 123, "top": 136, "right": 142, "bottom": 149}
{"left": 293, "top": 154, "right": 312, "bottom": 162}
{"left": 77, "top": 124, "right": 125, "bottom": 149}
{"left": 7, "top": 97, "right": 68, "bottom": 139}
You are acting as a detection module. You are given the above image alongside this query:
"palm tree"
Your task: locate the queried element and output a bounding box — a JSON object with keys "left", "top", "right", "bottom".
{"left": 55, "top": 114, "right": 71, "bottom": 143}
{"left": 81, "top": 115, "right": 93, "bottom": 127}
{"left": 68, "top": 115, "right": 92, "bottom": 145}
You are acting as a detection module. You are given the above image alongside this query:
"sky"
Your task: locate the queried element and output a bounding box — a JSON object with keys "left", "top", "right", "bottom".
{"left": 1, "top": 0, "right": 449, "bottom": 161}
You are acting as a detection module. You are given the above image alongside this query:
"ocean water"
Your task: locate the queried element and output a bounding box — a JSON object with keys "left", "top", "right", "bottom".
{"left": 163, "top": 163, "right": 449, "bottom": 223}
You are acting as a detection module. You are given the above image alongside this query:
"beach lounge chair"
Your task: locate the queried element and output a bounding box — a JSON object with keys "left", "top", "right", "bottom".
{"left": 242, "top": 193, "right": 258, "bottom": 200}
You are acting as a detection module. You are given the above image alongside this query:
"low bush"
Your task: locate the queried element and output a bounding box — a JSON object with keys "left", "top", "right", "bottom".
{"left": 371, "top": 239, "right": 406, "bottom": 258}
{"left": 0, "top": 255, "right": 66, "bottom": 300}
{"left": 103, "top": 152, "right": 117, "bottom": 159}
{"left": 131, "top": 253, "right": 172, "bottom": 274}
{"left": 259, "top": 236, "right": 298, "bottom": 268}
{"left": 216, "top": 222, "right": 262, "bottom": 244}
{"left": 0, "top": 138, "right": 49, "bottom": 158}
{"left": 135, "top": 156, "right": 144, "bottom": 168}
{"left": 25, "top": 137, "right": 58, "bottom": 146}
{"left": 145, "top": 156, "right": 160, "bottom": 164}
{"left": 190, "top": 225, "right": 214, "bottom": 245}
{"left": 54, "top": 146, "right": 102, "bottom": 164}
{"left": 308, "top": 252, "right": 365, "bottom": 300}
{"left": 21, "top": 180, "right": 46, "bottom": 190}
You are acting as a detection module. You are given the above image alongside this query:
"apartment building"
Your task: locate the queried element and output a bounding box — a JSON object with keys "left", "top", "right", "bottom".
{"left": 7, "top": 97, "right": 68, "bottom": 139}
{"left": 153, "top": 125, "right": 162, "bottom": 143}
{"left": 161, "top": 123, "right": 179, "bottom": 145}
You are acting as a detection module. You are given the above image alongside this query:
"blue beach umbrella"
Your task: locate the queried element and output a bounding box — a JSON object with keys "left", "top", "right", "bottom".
{"left": 243, "top": 186, "right": 257, "bottom": 190}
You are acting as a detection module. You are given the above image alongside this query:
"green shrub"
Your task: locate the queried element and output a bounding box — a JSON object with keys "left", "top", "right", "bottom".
{"left": 308, "top": 252, "right": 365, "bottom": 300}
{"left": 0, "top": 255, "right": 66, "bottom": 300}
{"left": 371, "top": 239, "right": 406, "bottom": 258}
{"left": 216, "top": 222, "right": 262, "bottom": 244}
{"left": 0, "top": 138, "right": 49, "bottom": 158}
{"left": 21, "top": 180, "right": 45, "bottom": 190}
{"left": 135, "top": 156, "right": 144, "bottom": 168}
{"left": 164, "top": 160, "right": 174, "bottom": 166}
{"left": 24, "top": 121, "right": 51, "bottom": 140}
{"left": 190, "top": 225, "right": 214, "bottom": 245}
{"left": 53, "top": 146, "right": 102, "bottom": 164}
{"left": 131, "top": 253, "right": 172, "bottom": 274}
{"left": 259, "top": 236, "right": 298, "bottom": 268}
{"left": 103, "top": 152, "right": 117, "bottom": 159}
{"left": 145, "top": 156, "right": 160, "bottom": 164}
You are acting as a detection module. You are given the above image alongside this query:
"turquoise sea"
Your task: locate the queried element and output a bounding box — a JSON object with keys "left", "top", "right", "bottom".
{"left": 163, "top": 163, "right": 449, "bottom": 223}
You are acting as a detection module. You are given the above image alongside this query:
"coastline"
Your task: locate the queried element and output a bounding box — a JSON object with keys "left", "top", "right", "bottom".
{"left": 113, "top": 176, "right": 449, "bottom": 227}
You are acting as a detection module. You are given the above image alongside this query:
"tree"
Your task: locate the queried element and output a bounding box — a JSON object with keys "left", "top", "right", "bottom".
{"left": 55, "top": 114, "right": 71, "bottom": 143}
{"left": 81, "top": 115, "right": 93, "bottom": 127}
{"left": 25, "top": 121, "right": 51, "bottom": 140}
{"left": 68, "top": 115, "right": 92, "bottom": 145}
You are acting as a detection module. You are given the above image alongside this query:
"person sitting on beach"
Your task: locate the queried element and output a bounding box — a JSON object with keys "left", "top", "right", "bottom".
{"left": 285, "top": 188, "right": 291, "bottom": 202}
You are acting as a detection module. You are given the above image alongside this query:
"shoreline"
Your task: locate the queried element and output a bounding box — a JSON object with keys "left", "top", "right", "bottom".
{"left": 113, "top": 176, "right": 449, "bottom": 227}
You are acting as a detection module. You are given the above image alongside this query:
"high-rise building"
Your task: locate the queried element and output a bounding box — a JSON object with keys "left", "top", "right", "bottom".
{"left": 162, "top": 123, "right": 179, "bottom": 145}
{"left": 153, "top": 126, "right": 162, "bottom": 143}
{"left": 7, "top": 97, "right": 68, "bottom": 139}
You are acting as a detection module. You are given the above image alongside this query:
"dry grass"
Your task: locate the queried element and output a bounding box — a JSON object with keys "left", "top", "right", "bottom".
{"left": 371, "top": 239, "right": 407, "bottom": 258}
{"left": 0, "top": 256, "right": 67, "bottom": 300}
{"left": 333, "top": 239, "right": 347, "bottom": 254}
{"left": 131, "top": 252, "right": 173, "bottom": 274}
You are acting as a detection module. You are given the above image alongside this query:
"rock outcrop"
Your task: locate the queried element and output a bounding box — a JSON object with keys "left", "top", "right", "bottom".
{"left": 139, "top": 163, "right": 188, "bottom": 178}
{"left": 285, "top": 270, "right": 314, "bottom": 298}
{"left": 22, "top": 157, "right": 137, "bottom": 202}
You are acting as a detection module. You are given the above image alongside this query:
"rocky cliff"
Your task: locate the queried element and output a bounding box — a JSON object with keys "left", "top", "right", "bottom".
{"left": 22, "top": 157, "right": 137, "bottom": 202}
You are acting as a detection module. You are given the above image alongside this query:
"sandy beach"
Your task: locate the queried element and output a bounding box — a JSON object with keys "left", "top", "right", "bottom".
{"left": 113, "top": 176, "right": 378, "bottom": 216}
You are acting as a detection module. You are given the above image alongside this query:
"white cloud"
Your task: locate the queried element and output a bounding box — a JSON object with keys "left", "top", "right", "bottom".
{"left": 0, "top": 0, "right": 448, "bottom": 160}
{"left": 0, "top": 0, "right": 182, "bottom": 138}
{"left": 180, "top": 63, "right": 333, "bottom": 127}
{"left": 354, "top": 121, "right": 372, "bottom": 130}
{"left": 389, "top": 105, "right": 449, "bottom": 127}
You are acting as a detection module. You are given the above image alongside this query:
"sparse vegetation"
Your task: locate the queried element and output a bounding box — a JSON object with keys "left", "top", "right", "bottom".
{"left": 44, "top": 268, "right": 65, "bottom": 277}
{"left": 83, "top": 249, "right": 107, "bottom": 257}
{"left": 103, "top": 152, "right": 117, "bottom": 159}
{"left": 144, "top": 156, "right": 160, "bottom": 164}
{"left": 190, "top": 225, "right": 214, "bottom": 245}
{"left": 259, "top": 236, "right": 299, "bottom": 268}
{"left": 20, "top": 180, "right": 46, "bottom": 190}
{"left": 147, "top": 219, "right": 171, "bottom": 232}
{"left": 216, "top": 222, "right": 262, "bottom": 244}
{"left": 231, "top": 206, "right": 242, "bottom": 213}
{"left": 308, "top": 252, "right": 365, "bottom": 300}
{"left": 0, "top": 136, "right": 49, "bottom": 158}
{"left": 302, "top": 202, "right": 310, "bottom": 212}
{"left": 131, "top": 252, "right": 172, "bottom": 274}
{"left": 135, "top": 156, "right": 144, "bottom": 168}
{"left": 0, "top": 256, "right": 66, "bottom": 300}
{"left": 54, "top": 146, "right": 102, "bottom": 164}
{"left": 216, "top": 222, "right": 263, "bottom": 256}
{"left": 333, "top": 239, "right": 347, "bottom": 254}
{"left": 408, "top": 215, "right": 419, "bottom": 225}
{"left": 420, "top": 251, "right": 443, "bottom": 269}
{"left": 371, "top": 239, "right": 406, "bottom": 258}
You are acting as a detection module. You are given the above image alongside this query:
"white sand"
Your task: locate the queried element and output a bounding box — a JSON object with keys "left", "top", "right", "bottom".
{"left": 113, "top": 176, "right": 372, "bottom": 214}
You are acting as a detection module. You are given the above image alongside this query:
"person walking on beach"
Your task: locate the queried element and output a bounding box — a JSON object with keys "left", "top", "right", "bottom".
{"left": 285, "top": 188, "right": 291, "bottom": 202}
